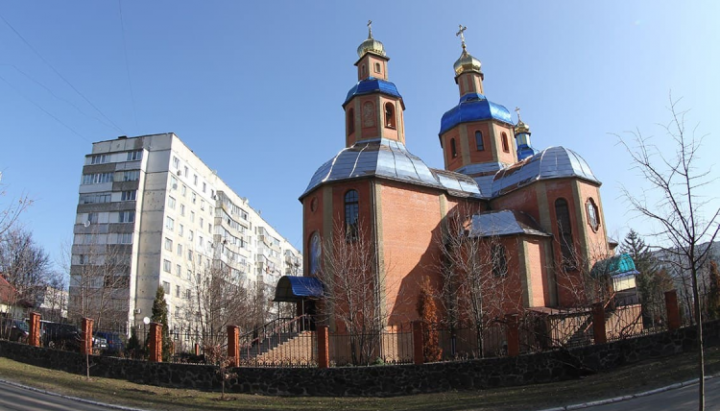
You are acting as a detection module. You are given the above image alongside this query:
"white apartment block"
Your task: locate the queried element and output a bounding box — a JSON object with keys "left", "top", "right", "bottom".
{"left": 69, "top": 133, "right": 302, "bottom": 333}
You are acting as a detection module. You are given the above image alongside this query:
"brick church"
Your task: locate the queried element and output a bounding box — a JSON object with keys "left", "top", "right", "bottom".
{"left": 277, "top": 24, "right": 617, "bottom": 333}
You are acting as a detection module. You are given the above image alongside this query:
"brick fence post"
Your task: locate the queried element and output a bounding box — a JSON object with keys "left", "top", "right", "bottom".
{"left": 149, "top": 322, "right": 162, "bottom": 362}
{"left": 665, "top": 290, "right": 681, "bottom": 331}
{"left": 412, "top": 320, "right": 424, "bottom": 365}
{"left": 316, "top": 325, "right": 329, "bottom": 369}
{"left": 505, "top": 315, "right": 520, "bottom": 357}
{"left": 28, "top": 312, "right": 41, "bottom": 347}
{"left": 592, "top": 303, "right": 607, "bottom": 344}
{"left": 227, "top": 325, "right": 239, "bottom": 367}
{"left": 81, "top": 317, "right": 94, "bottom": 355}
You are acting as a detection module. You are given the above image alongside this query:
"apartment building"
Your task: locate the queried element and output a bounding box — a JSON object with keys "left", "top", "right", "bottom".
{"left": 69, "top": 133, "right": 301, "bottom": 333}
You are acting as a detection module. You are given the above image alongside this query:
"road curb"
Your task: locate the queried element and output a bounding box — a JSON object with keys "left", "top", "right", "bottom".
{"left": 534, "top": 374, "right": 716, "bottom": 411}
{"left": 0, "top": 377, "right": 148, "bottom": 411}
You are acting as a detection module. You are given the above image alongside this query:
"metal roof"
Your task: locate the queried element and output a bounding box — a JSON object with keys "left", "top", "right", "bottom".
{"left": 491, "top": 146, "right": 600, "bottom": 197}
{"left": 469, "top": 210, "right": 550, "bottom": 238}
{"left": 439, "top": 93, "right": 513, "bottom": 135}
{"left": 274, "top": 276, "right": 324, "bottom": 302}
{"left": 343, "top": 77, "right": 403, "bottom": 107}
{"left": 301, "top": 139, "right": 482, "bottom": 199}
{"left": 591, "top": 254, "right": 640, "bottom": 279}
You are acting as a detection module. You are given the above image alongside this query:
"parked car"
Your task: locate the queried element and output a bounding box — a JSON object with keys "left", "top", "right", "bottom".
{"left": 41, "top": 322, "right": 81, "bottom": 350}
{"left": 93, "top": 334, "right": 108, "bottom": 350}
{"left": 95, "top": 331, "right": 124, "bottom": 355}
{"left": 0, "top": 319, "right": 29, "bottom": 342}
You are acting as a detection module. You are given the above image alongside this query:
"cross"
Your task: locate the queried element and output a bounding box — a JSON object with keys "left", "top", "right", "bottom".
{"left": 367, "top": 20, "right": 373, "bottom": 38}
{"left": 456, "top": 24, "right": 467, "bottom": 50}
{"left": 515, "top": 107, "right": 522, "bottom": 122}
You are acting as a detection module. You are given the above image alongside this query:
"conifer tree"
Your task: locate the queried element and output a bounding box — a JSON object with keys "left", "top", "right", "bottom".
{"left": 417, "top": 276, "right": 442, "bottom": 362}
{"left": 151, "top": 286, "right": 172, "bottom": 362}
{"left": 621, "top": 230, "right": 666, "bottom": 326}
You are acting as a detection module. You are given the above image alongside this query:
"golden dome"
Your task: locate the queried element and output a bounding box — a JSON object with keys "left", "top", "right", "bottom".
{"left": 453, "top": 50, "right": 482, "bottom": 76}
{"left": 357, "top": 36, "right": 386, "bottom": 59}
{"left": 515, "top": 119, "right": 531, "bottom": 135}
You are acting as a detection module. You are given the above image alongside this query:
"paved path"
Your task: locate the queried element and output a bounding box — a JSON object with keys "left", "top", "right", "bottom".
{"left": 0, "top": 380, "right": 145, "bottom": 411}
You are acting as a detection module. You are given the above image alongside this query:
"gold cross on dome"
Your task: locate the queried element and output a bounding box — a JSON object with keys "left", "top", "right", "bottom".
{"left": 515, "top": 107, "right": 522, "bottom": 121}
{"left": 367, "top": 20, "right": 373, "bottom": 38}
{"left": 456, "top": 24, "right": 467, "bottom": 50}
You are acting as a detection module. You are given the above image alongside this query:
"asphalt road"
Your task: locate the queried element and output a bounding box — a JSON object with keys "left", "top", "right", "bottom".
{"left": 0, "top": 380, "right": 144, "bottom": 411}
{"left": 583, "top": 377, "right": 720, "bottom": 411}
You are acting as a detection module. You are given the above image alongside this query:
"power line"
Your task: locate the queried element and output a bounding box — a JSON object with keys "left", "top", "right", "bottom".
{"left": 0, "top": 11, "right": 125, "bottom": 134}
{"left": 117, "top": 0, "right": 139, "bottom": 130}
{"left": 0, "top": 72, "right": 89, "bottom": 142}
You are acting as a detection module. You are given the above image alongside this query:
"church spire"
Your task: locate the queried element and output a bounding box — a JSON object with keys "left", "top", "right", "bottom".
{"left": 452, "top": 24, "right": 484, "bottom": 95}
{"left": 514, "top": 107, "right": 537, "bottom": 161}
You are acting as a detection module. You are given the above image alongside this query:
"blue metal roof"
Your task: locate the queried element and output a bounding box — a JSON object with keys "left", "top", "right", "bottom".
{"left": 469, "top": 210, "right": 550, "bottom": 238}
{"left": 274, "top": 276, "right": 324, "bottom": 302}
{"left": 343, "top": 77, "right": 403, "bottom": 107}
{"left": 591, "top": 254, "right": 640, "bottom": 279}
{"left": 491, "top": 146, "right": 600, "bottom": 197}
{"left": 301, "top": 139, "right": 482, "bottom": 199}
{"left": 439, "top": 93, "right": 513, "bottom": 135}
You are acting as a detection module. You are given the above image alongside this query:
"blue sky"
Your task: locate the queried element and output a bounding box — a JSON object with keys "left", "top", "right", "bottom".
{"left": 0, "top": 1, "right": 718, "bottom": 271}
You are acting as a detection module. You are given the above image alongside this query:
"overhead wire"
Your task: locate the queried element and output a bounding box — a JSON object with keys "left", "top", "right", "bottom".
{"left": 0, "top": 11, "right": 125, "bottom": 134}
{"left": 117, "top": 0, "right": 139, "bottom": 131}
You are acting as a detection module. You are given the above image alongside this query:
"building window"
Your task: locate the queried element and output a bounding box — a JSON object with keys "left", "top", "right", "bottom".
{"left": 501, "top": 133, "right": 510, "bottom": 153}
{"left": 175, "top": 285, "right": 180, "bottom": 298}
{"left": 127, "top": 150, "right": 142, "bottom": 161}
{"left": 162, "top": 282, "right": 170, "bottom": 294}
{"left": 555, "top": 198, "right": 575, "bottom": 268}
{"left": 310, "top": 232, "right": 321, "bottom": 275}
{"left": 168, "top": 196, "right": 176, "bottom": 209}
{"left": 119, "top": 211, "right": 135, "bottom": 223}
{"left": 119, "top": 233, "right": 132, "bottom": 244}
{"left": 172, "top": 156, "right": 180, "bottom": 169}
{"left": 80, "top": 193, "right": 111, "bottom": 204}
{"left": 374, "top": 62, "right": 381, "bottom": 73}
{"left": 189, "top": 230, "right": 194, "bottom": 241}
{"left": 200, "top": 217, "right": 204, "bottom": 228}
{"left": 492, "top": 244, "right": 508, "bottom": 277}
{"left": 163, "top": 259, "right": 171, "bottom": 273}
{"left": 179, "top": 224, "right": 184, "bottom": 236}
{"left": 201, "top": 200, "right": 205, "bottom": 211}
{"left": 122, "top": 170, "right": 140, "bottom": 182}
{"left": 87, "top": 212, "right": 98, "bottom": 224}
{"left": 165, "top": 216, "right": 174, "bottom": 231}
{"left": 90, "top": 154, "right": 108, "bottom": 164}
{"left": 177, "top": 243, "right": 183, "bottom": 256}
{"left": 176, "top": 264, "right": 181, "bottom": 276}
{"left": 164, "top": 238, "right": 173, "bottom": 251}
{"left": 181, "top": 185, "right": 187, "bottom": 196}
{"left": 450, "top": 138, "right": 458, "bottom": 158}
{"left": 82, "top": 172, "right": 113, "bottom": 185}
{"left": 587, "top": 198, "right": 600, "bottom": 231}
{"left": 347, "top": 108, "right": 355, "bottom": 136}
{"left": 180, "top": 204, "right": 185, "bottom": 216}
{"left": 344, "top": 190, "right": 359, "bottom": 241}
{"left": 193, "top": 174, "right": 198, "bottom": 186}
{"left": 190, "top": 211, "right": 195, "bottom": 223}
{"left": 187, "top": 250, "right": 193, "bottom": 261}
{"left": 121, "top": 190, "right": 136, "bottom": 201}
{"left": 475, "top": 131, "right": 484, "bottom": 151}
{"left": 184, "top": 166, "right": 188, "bottom": 177}
{"left": 384, "top": 103, "right": 395, "bottom": 128}
{"left": 202, "top": 182, "right": 206, "bottom": 193}
{"left": 361, "top": 64, "right": 367, "bottom": 77}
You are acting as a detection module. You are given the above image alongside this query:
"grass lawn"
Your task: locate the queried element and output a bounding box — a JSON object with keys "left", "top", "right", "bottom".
{"left": 0, "top": 346, "right": 717, "bottom": 411}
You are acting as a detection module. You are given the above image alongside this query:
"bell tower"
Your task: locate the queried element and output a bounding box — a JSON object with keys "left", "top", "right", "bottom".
{"left": 343, "top": 21, "right": 406, "bottom": 147}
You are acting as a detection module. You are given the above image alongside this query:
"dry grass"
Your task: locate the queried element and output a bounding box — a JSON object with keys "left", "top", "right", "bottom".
{"left": 0, "top": 347, "right": 717, "bottom": 411}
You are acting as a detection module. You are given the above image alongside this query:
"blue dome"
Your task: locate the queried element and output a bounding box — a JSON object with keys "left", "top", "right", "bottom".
{"left": 343, "top": 77, "right": 403, "bottom": 107}
{"left": 491, "top": 146, "right": 600, "bottom": 197}
{"left": 439, "top": 93, "right": 513, "bottom": 135}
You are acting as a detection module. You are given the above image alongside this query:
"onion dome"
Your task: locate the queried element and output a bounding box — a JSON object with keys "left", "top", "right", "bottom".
{"left": 357, "top": 20, "right": 386, "bottom": 59}
{"left": 515, "top": 119, "right": 530, "bottom": 135}
{"left": 454, "top": 50, "right": 482, "bottom": 76}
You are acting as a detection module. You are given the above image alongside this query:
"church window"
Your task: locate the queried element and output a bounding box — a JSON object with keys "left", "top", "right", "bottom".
{"left": 347, "top": 108, "right": 355, "bottom": 135}
{"left": 475, "top": 131, "right": 484, "bottom": 151}
{"left": 384, "top": 103, "right": 395, "bottom": 129}
{"left": 374, "top": 62, "right": 381, "bottom": 73}
{"left": 555, "top": 198, "right": 576, "bottom": 268}
{"left": 362, "top": 102, "right": 375, "bottom": 127}
{"left": 586, "top": 198, "right": 600, "bottom": 231}
{"left": 310, "top": 232, "right": 321, "bottom": 274}
{"left": 501, "top": 132, "right": 510, "bottom": 153}
{"left": 361, "top": 64, "right": 367, "bottom": 77}
{"left": 344, "top": 190, "right": 359, "bottom": 241}
{"left": 492, "top": 244, "right": 508, "bottom": 277}
{"left": 450, "top": 138, "right": 458, "bottom": 158}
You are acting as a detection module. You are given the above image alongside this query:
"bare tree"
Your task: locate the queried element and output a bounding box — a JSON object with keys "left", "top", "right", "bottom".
{"left": 317, "top": 217, "right": 390, "bottom": 365}
{"left": 619, "top": 97, "right": 720, "bottom": 410}
{"left": 0, "top": 228, "right": 51, "bottom": 308}
{"left": 0, "top": 174, "right": 31, "bottom": 238}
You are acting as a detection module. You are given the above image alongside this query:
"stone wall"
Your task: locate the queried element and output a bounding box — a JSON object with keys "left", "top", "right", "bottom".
{"left": 1, "top": 320, "right": 717, "bottom": 397}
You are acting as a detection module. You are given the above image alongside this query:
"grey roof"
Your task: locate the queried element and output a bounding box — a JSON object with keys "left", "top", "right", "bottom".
{"left": 491, "top": 146, "right": 600, "bottom": 197}
{"left": 301, "top": 139, "right": 482, "bottom": 199}
{"left": 469, "top": 210, "right": 550, "bottom": 238}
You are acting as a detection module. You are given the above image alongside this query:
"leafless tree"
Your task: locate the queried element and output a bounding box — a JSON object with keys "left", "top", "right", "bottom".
{"left": 0, "top": 228, "right": 51, "bottom": 309}
{"left": 317, "top": 217, "right": 390, "bottom": 365}
{"left": 0, "top": 174, "right": 31, "bottom": 239}
{"left": 619, "top": 97, "right": 720, "bottom": 410}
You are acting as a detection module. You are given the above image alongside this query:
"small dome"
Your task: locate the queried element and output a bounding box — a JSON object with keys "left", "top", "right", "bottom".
{"left": 515, "top": 119, "right": 530, "bottom": 135}
{"left": 453, "top": 50, "right": 482, "bottom": 76}
{"left": 439, "top": 93, "right": 513, "bottom": 135}
{"left": 357, "top": 36, "right": 386, "bottom": 59}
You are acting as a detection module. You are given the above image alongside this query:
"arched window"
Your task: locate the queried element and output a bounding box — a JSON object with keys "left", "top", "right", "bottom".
{"left": 586, "top": 198, "right": 600, "bottom": 231}
{"left": 347, "top": 108, "right": 355, "bottom": 135}
{"left": 310, "top": 232, "right": 321, "bottom": 274}
{"left": 501, "top": 132, "right": 510, "bottom": 153}
{"left": 492, "top": 244, "right": 508, "bottom": 277}
{"left": 374, "top": 62, "right": 381, "bottom": 73}
{"left": 555, "top": 198, "right": 575, "bottom": 268}
{"left": 450, "top": 138, "right": 458, "bottom": 158}
{"left": 344, "top": 190, "right": 359, "bottom": 241}
{"left": 475, "top": 131, "right": 484, "bottom": 151}
{"left": 384, "top": 103, "right": 395, "bottom": 128}
{"left": 361, "top": 64, "right": 367, "bottom": 77}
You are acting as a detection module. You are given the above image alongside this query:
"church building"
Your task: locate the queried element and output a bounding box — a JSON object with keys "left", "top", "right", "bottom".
{"left": 280, "top": 24, "right": 614, "bottom": 334}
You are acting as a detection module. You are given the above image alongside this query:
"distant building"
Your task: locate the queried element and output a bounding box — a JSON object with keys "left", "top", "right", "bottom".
{"left": 69, "top": 133, "right": 301, "bottom": 333}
